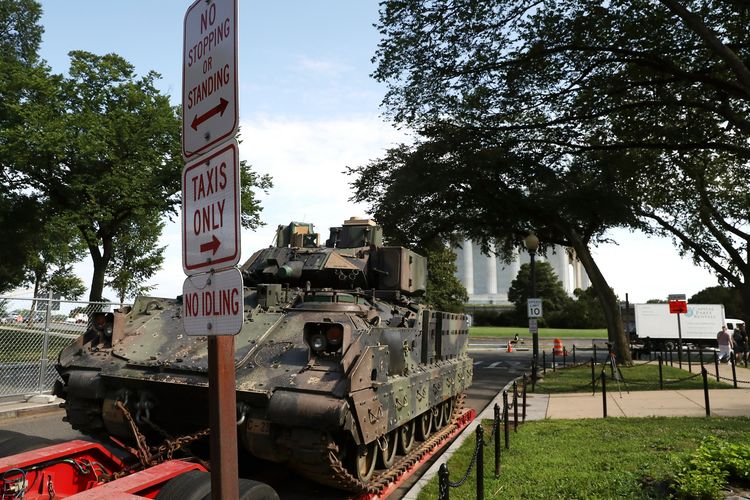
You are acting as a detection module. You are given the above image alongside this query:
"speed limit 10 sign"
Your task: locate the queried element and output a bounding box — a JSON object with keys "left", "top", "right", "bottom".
{"left": 527, "top": 298, "right": 543, "bottom": 318}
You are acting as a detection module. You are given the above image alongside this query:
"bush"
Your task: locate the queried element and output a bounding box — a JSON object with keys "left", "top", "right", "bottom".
{"left": 670, "top": 436, "right": 750, "bottom": 499}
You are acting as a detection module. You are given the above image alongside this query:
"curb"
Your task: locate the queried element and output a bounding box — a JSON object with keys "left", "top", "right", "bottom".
{"left": 0, "top": 400, "right": 63, "bottom": 421}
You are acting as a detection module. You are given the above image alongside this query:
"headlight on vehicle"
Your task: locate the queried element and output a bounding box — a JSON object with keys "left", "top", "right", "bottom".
{"left": 310, "top": 333, "right": 327, "bottom": 352}
{"left": 304, "top": 322, "right": 348, "bottom": 355}
{"left": 325, "top": 324, "right": 343, "bottom": 348}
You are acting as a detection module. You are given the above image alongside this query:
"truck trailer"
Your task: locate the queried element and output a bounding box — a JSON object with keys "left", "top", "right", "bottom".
{"left": 633, "top": 303, "right": 726, "bottom": 350}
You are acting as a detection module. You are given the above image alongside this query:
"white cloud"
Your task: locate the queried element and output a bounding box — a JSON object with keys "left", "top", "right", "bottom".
{"left": 294, "top": 56, "right": 351, "bottom": 77}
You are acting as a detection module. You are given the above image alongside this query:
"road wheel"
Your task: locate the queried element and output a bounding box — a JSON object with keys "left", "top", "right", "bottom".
{"left": 441, "top": 397, "right": 455, "bottom": 423}
{"left": 416, "top": 411, "right": 432, "bottom": 440}
{"left": 398, "top": 419, "right": 415, "bottom": 454}
{"left": 432, "top": 404, "right": 444, "bottom": 430}
{"left": 377, "top": 430, "right": 398, "bottom": 469}
{"left": 350, "top": 441, "right": 377, "bottom": 482}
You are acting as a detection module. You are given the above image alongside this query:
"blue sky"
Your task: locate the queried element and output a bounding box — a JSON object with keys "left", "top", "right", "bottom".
{"left": 34, "top": 0, "right": 717, "bottom": 304}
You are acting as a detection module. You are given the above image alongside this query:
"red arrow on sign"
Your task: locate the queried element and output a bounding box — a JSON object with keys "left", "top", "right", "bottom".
{"left": 190, "top": 98, "right": 229, "bottom": 131}
{"left": 200, "top": 235, "right": 221, "bottom": 255}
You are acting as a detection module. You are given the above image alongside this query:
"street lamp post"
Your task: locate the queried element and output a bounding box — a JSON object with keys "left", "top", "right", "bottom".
{"left": 524, "top": 233, "right": 540, "bottom": 378}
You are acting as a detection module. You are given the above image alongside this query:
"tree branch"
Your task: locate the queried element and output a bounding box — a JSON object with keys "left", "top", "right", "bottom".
{"left": 659, "top": 0, "right": 750, "bottom": 98}
{"left": 637, "top": 208, "right": 740, "bottom": 286}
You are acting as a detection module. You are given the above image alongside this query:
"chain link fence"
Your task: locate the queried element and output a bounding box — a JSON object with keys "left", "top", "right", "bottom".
{"left": 0, "top": 294, "right": 128, "bottom": 400}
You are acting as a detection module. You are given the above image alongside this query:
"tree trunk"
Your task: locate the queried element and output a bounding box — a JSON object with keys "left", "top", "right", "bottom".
{"left": 87, "top": 235, "right": 112, "bottom": 303}
{"left": 564, "top": 229, "right": 633, "bottom": 365}
{"left": 89, "top": 256, "right": 106, "bottom": 303}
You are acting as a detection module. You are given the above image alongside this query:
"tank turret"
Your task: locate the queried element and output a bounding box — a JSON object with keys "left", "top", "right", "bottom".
{"left": 55, "top": 218, "right": 472, "bottom": 492}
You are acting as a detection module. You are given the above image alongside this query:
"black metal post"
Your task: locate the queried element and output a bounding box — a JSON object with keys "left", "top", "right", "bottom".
{"left": 542, "top": 351, "right": 547, "bottom": 375}
{"left": 552, "top": 349, "right": 556, "bottom": 372}
{"left": 530, "top": 248, "right": 538, "bottom": 368}
{"left": 699, "top": 346, "right": 704, "bottom": 371}
{"left": 572, "top": 345, "right": 576, "bottom": 364}
{"left": 687, "top": 345, "right": 691, "bottom": 372}
{"left": 522, "top": 374, "right": 527, "bottom": 422}
{"left": 731, "top": 352, "right": 738, "bottom": 388}
{"left": 601, "top": 371, "right": 607, "bottom": 418}
{"left": 563, "top": 347, "right": 567, "bottom": 367}
{"left": 590, "top": 357, "right": 596, "bottom": 393}
{"left": 513, "top": 381, "right": 518, "bottom": 432}
{"left": 669, "top": 348, "right": 673, "bottom": 367}
{"left": 658, "top": 354, "right": 663, "bottom": 390}
{"left": 476, "top": 425, "right": 484, "bottom": 500}
{"left": 503, "top": 391, "right": 510, "bottom": 450}
{"left": 531, "top": 361, "right": 536, "bottom": 393}
{"left": 714, "top": 351, "right": 720, "bottom": 382}
{"left": 593, "top": 344, "right": 597, "bottom": 363}
{"left": 701, "top": 367, "right": 710, "bottom": 417}
{"left": 438, "top": 463, "right": 450, "bottom": 500}
{"left": 494, "top": 403, "right": 501, "bottom": 477}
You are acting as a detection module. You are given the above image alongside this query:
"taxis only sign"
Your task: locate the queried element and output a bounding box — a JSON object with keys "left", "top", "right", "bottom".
{"left": 181, "top": 140, "right": 240, "bottom": 275}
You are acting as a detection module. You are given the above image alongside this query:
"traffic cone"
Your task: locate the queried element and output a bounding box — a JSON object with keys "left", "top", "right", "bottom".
{"left": 507, "top": 341, "right": 513, "bottom": 353}
{"left": 553, "top": 338, "right": 564, "bottom": 356}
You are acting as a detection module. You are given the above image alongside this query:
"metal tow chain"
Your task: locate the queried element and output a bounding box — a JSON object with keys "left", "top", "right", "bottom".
{"left": 116, "top": 401, "right": 154, "bottom": 466}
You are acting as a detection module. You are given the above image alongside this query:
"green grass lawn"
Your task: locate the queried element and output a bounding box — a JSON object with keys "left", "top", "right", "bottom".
{"left": 470, "top": 326, "right": 607, "bottom": 339}
{"left": 420, "top": 417, "right": 750, "bottom": 499}
{"left": 534, "top": 363, "right": 732, "bottom": 393}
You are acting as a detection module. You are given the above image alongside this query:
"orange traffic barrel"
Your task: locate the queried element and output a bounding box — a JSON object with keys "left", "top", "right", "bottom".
{"left": 553, "top": 338, "right": 564, "bottom": 356}
{"left": 506, "top": 341, "right": 513, "bottom": 353}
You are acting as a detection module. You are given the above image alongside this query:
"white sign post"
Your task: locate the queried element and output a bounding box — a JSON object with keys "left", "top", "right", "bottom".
{"left": 182, "top": 139, "right": 240, "bottom": 275}
{"left": 527, "top": 298, "right": 543, "bottom": 318}
{"left": 182, "top": 0, "right": 238, "bottom": 159}
{"left": 182, "top": 268, "right": 244, "bottom": 336}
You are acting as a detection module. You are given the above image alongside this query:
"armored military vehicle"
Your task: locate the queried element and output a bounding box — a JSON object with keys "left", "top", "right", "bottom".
{"left": 55, "top": 218, "right": 472, "bottom": 492}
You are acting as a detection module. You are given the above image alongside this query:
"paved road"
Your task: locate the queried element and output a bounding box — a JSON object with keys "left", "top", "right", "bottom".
{"left": 2, "top": 341, "right": 530, "bottom": 499}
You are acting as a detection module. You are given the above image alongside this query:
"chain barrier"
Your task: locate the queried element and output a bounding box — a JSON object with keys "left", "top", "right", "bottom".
{"left": 438, "top": 428, "right": 481, "bottom": 500}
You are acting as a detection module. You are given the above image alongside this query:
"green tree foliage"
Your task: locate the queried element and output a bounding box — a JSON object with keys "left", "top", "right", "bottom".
{"left": 6, "top": 48, "right": 271, "bottom": 301}
{"left": 23, "top": 215, "right": 86, "bottom": 300}
{"left": 690, "top": 286, "right": 743, "bottom": 319}
{"left": 423, "top": 244, "right": 468, "bottom": 312}
{"left": 371, "top": 0, "right": 750, "bottom": 348}
{"left": 551, "top": 287, "right": 609, "bottom": 329}
{"left": 353, "top": 0, "right": 658, "bottom": 362}
{"left": 0, "top": 194, "right": 43, "bottom": 293}
{"left": 0, "top": 0, "right": 50, "bottom": 293}
{"left": 508, "top": 261, "right": 571, "bottom": 323}
{"left": 105, "top": 213, "right": 166, "bottom": 304}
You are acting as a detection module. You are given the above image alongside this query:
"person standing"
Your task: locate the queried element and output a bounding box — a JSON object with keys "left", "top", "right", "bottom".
{"left": 717, "top": 326, "right": 734, "bottom": 363}
{"left": 732, "top": 323, "right": 747, "bottom": 364}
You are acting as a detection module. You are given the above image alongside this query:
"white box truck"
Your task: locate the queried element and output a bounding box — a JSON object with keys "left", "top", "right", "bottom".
{"left": 633, "top": 303, "right": 725, "bottom": 349}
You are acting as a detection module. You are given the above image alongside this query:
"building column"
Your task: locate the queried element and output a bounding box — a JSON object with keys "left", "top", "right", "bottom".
{"left": 462, "top": 239, "right": 474, "bottom": 295}
{"left": 486, "top": 243, "right": 498, "bottom": 295}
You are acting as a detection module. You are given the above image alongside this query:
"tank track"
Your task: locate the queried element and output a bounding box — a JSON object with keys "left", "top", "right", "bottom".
{"left": 63, "top": 390, "right": 467, "bottom": 495}
{"left": 296, "top": 394, "right": 466, "bottom": 494}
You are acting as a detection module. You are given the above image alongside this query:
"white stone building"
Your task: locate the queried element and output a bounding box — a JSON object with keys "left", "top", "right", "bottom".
{"left": 453, "top": 239, "right": 591, "bottom": 307}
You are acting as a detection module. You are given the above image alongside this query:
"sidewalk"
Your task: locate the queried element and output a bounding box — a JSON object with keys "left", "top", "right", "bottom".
{"left": 0, "top": 395, "right": 62, "bottom": 421}
{"left": 537, "top": 361, "right": 750, "bottom": 419}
